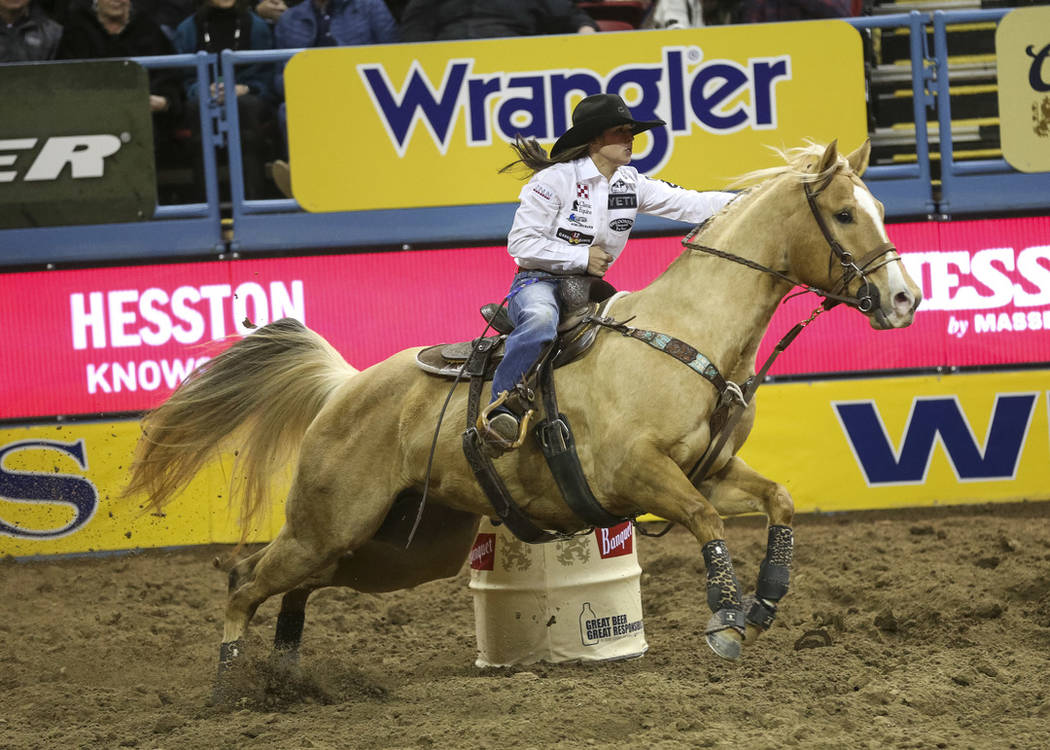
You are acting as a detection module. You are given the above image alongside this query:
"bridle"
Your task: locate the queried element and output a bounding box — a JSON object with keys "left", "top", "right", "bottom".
{"left": 678, "top": 171, "right": 904, "bottom": 483}
{"left": 802, "top": 181, "right": 900, "bottom": 313}
{"left": 683, "top": 176, "right": 901, "bottom": 313}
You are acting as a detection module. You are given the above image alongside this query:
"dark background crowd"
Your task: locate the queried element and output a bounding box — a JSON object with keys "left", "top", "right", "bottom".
{"left": 1, "top": 0, "right": 860, "bottom": 202}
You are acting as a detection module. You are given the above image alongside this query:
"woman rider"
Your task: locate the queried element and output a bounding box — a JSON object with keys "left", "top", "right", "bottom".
{"left": 483, "top": 93, "right": 737, "bottom": 448}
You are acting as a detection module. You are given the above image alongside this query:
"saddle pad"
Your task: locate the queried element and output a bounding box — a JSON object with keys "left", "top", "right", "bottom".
{"left": 415, "top": 336, "right": 505, "bottom": 378}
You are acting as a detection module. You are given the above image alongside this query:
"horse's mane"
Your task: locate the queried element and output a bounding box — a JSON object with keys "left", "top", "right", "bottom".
{"left": 727, "top": 141, "right": 847, "bottom": 190}
{"left": 681, "top": 141, "right": 848, "bottom": 250}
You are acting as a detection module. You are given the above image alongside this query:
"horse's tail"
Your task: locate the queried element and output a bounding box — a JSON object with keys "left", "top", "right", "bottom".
{"left": 123, "top": 317, "right": 357, "bottom": 536}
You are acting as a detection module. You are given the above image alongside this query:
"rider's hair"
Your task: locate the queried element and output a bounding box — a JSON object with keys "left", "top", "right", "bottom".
{"left": 498, "top": 135, "right": 591, "bottom": 177}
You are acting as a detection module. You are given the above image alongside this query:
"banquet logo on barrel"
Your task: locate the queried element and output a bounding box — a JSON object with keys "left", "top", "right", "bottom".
{"left": 469, "top": 533, "right": 495, "bottom": 570}
{"left": 597, "top": 522, "right": 633, "bottom": 559}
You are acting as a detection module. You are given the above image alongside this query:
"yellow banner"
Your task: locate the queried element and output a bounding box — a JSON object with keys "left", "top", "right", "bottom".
{"left": 0, "top": 421, "right": 284, "bottom": 558}
{"left": 6, "top": 370, "right": 1044, "bottom": 557}
{"left": 285, "top": 22, "right": 866, "bottom": 212}
{"left": 739, "top": 370, "right": 1050, "bottom": 512}
{"left": 996, "top": 8, "right": 1050, "bottom": 172}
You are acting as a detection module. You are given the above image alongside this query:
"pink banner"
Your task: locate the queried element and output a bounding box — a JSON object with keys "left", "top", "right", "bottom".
{"left": 2, "top": 215, "right": 1048, "bottom": 420}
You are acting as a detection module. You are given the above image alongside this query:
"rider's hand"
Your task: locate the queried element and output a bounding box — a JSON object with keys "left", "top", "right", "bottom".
{"left": 587, "top": 246, "right": 613, "bottom": 276}
{"left": 255, "top": 0, "right": 287, "bottom": 22}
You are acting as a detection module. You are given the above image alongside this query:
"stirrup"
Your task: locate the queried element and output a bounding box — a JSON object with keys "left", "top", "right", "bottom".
{"left": 478, "top": 391, "right": 534, "bottom": 450}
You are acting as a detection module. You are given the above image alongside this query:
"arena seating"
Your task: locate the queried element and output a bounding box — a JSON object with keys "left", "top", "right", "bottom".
{"left": 578, "top": 1, "right": 653, "bottom": 29}
{"left": 2, "top": 5, "right": 1048, "bottom": 268}
{"left": 866, "top": 0, "right": 1043, "bottom": 200}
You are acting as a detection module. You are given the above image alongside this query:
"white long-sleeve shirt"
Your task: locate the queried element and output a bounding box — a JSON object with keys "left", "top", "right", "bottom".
{"left": 507, "top": 156, "right": 735, "bottom": 274}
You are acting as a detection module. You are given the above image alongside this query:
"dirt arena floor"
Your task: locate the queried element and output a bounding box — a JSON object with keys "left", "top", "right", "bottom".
{"left": 3, "top": 500, "right": 1050, "bottom": 750}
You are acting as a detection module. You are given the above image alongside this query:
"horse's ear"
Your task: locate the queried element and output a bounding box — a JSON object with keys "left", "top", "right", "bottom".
{"left": 846, "top": 139, "right": 871, "bottom": 177}
{"left": 813, "top": 139, "right": 839, "bottom": 193}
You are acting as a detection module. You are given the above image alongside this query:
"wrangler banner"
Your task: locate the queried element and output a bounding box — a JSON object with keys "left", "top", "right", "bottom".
{"left": 3, "top": 370, "right": 1047, "bottom": 557}
{"left": 284, "top": 22, "right": 866, "bottom": 212}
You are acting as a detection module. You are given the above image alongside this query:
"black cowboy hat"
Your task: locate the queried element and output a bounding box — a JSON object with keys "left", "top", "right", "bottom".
{"left": 550, "top": 93, "right": 665, "bottom": 157}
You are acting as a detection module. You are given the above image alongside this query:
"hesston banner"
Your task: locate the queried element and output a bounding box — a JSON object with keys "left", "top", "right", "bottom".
{"left": 1, "top": 215, "right": 1049, "bottom": 421}
{"left": 284, "top": 21, "right": 867, "bottom": 212}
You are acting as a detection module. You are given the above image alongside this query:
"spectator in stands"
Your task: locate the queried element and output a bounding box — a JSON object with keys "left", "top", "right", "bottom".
{"left": 274, "top": 0, "right": 396, "bottom": 48}
{"left": 173, "top": 0, "right": 276, "bottom": 199}
{"left": 1, "top": 0, "right": 62, "bottom": 61}
{"left": 133, "top": 0, "right": 197, "bottom": 40}
{"left": 734, "top": 0, "right": 852, "bottom": 23}
{"left": 250, "top": 0, "right": 403, "bottom": 29}
{"left": 381, "top": 0, "right": 404, "bottom": 22}
{"left": 36, "top": 0, "right": 78, "bottom": 27}
{"left": 56, "top": 0, "right": 182, "bottom": 116}
{"left": 646, "top": 0, "right": 704, "bottom": 28}
{"left": 253, "top": 0, "right": 288, "bottom": 24}
{"left": 267, "top": 0, "right": 397, "bottom": 198}
{"left": 399, "top": 0, "right": 596, "bottom": 42}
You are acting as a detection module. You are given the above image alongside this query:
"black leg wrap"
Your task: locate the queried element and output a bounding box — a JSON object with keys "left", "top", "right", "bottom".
{"left": 756, "top": 525, "right": 793, "bottom": 602}
{"left": 701, "top": 540, "right": 743, "bottom": 613}
{"left": 211, "top": 639, "right": 243, "bottom": 704}
{"left": 746, "top": 597, "right": 778, "bottom": 630}
{"left": 709, "top": 607, "right": 747, "bottom": 632}
{"left": 218, "top": 639, "right": 242, "bottom": 672}
{"left": 273, "top": 611, "right": 306, "bottom": 652}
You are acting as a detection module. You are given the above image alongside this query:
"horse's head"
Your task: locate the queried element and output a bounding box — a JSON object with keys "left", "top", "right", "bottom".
{"left": 784, "top": 140, "right": 922, "bottom": 329}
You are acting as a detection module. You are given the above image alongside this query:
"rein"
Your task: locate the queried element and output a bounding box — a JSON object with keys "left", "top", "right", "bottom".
{"left": 675, "top": 178, "right": 901, "bottom": 482}
{"left": 682, "top": 181, "right": 901, "bottom": 313}
{"left": 686, "top": 302, "right": 828, "bottom": 483}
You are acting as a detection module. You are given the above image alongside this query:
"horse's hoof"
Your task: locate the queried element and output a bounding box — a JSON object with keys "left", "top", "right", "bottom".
{"left": 705, "top": 627, "right": 743, "bottom": 661}
{"left": 208, "top": 639, "right": 243, "bottom": 705}
{"left": 742, "top": 623, "right": 762, "bottom": 646}
{"left": 704, "top": 611, "right": 743, "bottom": 661}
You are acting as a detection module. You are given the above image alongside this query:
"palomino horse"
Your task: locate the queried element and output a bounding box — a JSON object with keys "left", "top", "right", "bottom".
{"left": 124, "top": 140, "right": 921, "bottom": 683}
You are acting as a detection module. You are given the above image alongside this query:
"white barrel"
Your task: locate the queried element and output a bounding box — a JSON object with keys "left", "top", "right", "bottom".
{"left": 468, "top": 517, "right": 648, "bottom": 667}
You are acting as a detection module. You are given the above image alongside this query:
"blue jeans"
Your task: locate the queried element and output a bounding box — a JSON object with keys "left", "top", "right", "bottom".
{"left": 490, "top": 272, "right": 561, "bottom": 401}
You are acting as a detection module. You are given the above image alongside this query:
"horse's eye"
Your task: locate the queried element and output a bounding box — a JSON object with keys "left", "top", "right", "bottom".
{"left": 834, "top": 210, "right": 853, "bottom": 224}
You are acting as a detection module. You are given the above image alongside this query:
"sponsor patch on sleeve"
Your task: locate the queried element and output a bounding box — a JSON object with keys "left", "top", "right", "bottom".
{"left": 609, "top": 218, "right": 634, "bottom": 232}
{"left": 532, "top": 183, "right": 554, "bottom": 201}
{"left": 608, "top": 194, "right": 637, "bottom": 209}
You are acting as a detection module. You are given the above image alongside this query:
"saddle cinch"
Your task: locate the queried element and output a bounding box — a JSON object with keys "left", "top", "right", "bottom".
{"left": 414, "top": 276, "right": 621, "bottom": 379}
{"left": 414, "top": 274, "right": 631, "bottom": 546}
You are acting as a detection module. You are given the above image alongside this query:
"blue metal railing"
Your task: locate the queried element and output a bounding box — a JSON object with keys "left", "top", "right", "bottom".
{"left": 849, "top": 12, "right": 937, "bottom": 216}
{"left": 931, "top": 8, "right": 1050, "bottom": 215}
{"left": 1, "top": 10, "right": 1047, "bottom": 268}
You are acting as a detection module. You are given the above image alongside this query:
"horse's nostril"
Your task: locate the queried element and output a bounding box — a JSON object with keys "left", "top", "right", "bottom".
{"left": 894, "top": 291, "right": 911, "bottom": 308}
